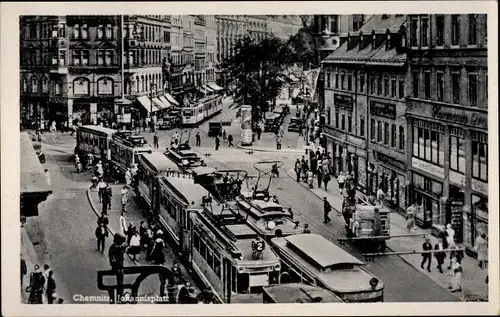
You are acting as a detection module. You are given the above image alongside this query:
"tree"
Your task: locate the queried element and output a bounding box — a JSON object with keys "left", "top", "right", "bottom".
{"left": 286, "top": 15, "right": 324, "bottom": 69}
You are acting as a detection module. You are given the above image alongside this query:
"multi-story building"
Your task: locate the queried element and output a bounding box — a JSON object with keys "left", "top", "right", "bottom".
{"left": 405, "top": 14, "right": 488, "bottom": 252}
{"left": 180, "top": 15, "right": 196, "bottom": 102}
{"left": 247, "top": 16, "right": 268, "bottom": 41}
{"left": 205, "top": 15, "right": 217, "bottom": 83}
{"left": 266, "top": 16, "right": 302, "bottom": 41}
{"left": 321, "top": 15, "right": 408, "bottom": 213}
{"left": 216, "top": 15, "right": 247, "bottom": 63}
{"left": 194, "top": 16, "right": 206, "bottom": 85}
{"left": 170, "top": 15, "right": 184, "bottom": 96}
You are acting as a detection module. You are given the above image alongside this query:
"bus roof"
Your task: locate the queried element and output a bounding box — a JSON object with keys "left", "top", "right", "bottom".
{"left": 263, "top": 284, "right": 343, "bottom": 303}
{"left": 278, "top": 234, "right": 364, "bottom": 269}
{"left": 78, "top": 125, "right": 116, "bottom": 135}
{"left": 138, "top": 152, "right": 179, "bottom": 173}
{"left": 163, "top": 176, "right": 209, "bottom": 206}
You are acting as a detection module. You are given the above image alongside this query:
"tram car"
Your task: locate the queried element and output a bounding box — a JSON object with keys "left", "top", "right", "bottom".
{"left": 109, "top": 131, "right": 153, "bottom": 175}
{"left": 75, "top": 125, "right": 116, "bottom": 161}
{"left": 263, "top": 283, "right": 343, "bottom": 303}
{"left": 181, "top": 95, "right": 223, "bottom": 126}
{"left": 271, "top": 234, "right": 384, "bottom": 302}
{"left": 165, "top": 146, "right": 207, "bottom": 172}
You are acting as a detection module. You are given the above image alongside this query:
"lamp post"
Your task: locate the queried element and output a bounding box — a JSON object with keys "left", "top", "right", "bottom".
{"left": 150, "top": 83, "right": 157, "bottom": 132}
{"left": 304, "top": 90, "right": 311, "bottom": 146}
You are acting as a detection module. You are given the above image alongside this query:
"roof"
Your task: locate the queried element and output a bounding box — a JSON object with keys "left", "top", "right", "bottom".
{"left": 163, "top": 176, "right": 209, "bottom": 206}
{"left": 137, "top": 96, "right": 160, "bottom": 113}
{"left": 225, "top": 223, "right": 257, "bottom": 238}
{"left": 234, "top": 239, "right": 279, "bottom": 263}
{"left": 359, "top": 14, "right": 406, "bottom": 34}
{"left": 252, "top": 200, "right": 283, "bottom": 211}
{"left": 138, "top": 152, "right": 178, "bottom": 173}
{"left": 284, "top": 234, "right": 364, "bottom": 268}
{"left": 263, "top": 284, "right": 343, "bottom": 303}
{"left": 78, "top": 125, "right": 116, "bottom": 135}
{"left": 20, "top": 133, "right": 52, "bottom": 195}
{"left": 191, "top": 166, "right": 216, "bottom": 176}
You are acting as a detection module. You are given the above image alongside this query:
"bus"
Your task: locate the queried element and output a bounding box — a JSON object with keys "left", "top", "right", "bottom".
{"left": 263, "top": 283, "right": 343, "bottom": 303}
{"left": 271, "top": 234, "right": 384, "bottom": 302}
{"left": 109, "top": 131, "right": 152, "bottom": 174}
{"left": 181, "top": 95, "right": 223, "bottom": 126}
{"left": 75, "top": 125, "right": 116, "bottom": 160}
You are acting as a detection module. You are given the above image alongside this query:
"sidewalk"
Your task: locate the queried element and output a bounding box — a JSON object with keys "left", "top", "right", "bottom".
{"left": 284, "top": 168, "right": 488, "bottom": 302}
{"left": 21, "top": 227, "right": 40, "bottom": 303}
{"left": 86, "top": 186, "right": 199, "bottom": 296}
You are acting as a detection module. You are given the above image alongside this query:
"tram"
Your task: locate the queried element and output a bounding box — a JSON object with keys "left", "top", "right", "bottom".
{"left": 75, "top": 125, "right": 116, "bottom": 160}
{"left": 165, "top": 146, "right": 207, "bottom": 172}
{"left": 271, "top": 234, "right": 384, "bottom": 302}
{"left": 263, "top": 283, "right": 343, "bottom": 303}
{"left": 109, "top": 131, "right": 153, "bottom": 174}
{"left": 181, "top": 95, "right": 223, "bottom": 126}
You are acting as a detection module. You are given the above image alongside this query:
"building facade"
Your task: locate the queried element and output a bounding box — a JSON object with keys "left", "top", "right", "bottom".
{"left": 205, "top": 15, "right": 217, "bottom": 83}
{"left": 266, "top": 16, "right": 302, "bottom": 41}
{"left": 216, "top": 15, "right": 247, "bottom": 63}
{"left": 194, "top": 16, "right": 206, "bottom": 85}
{"left": 405, "top": 14, "right": 488, "bottom": 251}
{"left": 322, "top": 15, "right": 408, "bottom": 213}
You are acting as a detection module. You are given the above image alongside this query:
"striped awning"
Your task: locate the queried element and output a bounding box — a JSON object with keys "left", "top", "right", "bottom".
{"left": 152, "top": 97, "right": 167, "bottom": 110}
{"left": 158, "top": 96, "right": 172, "bottom": 108}
{"left": 207, "top": 82, "right": 223, "bottom": 91}
{"left": 137, "top": 96, "right": 159, "bottom": 113}
{"left": 164, "top": 93, "right": 179, "bottom": 106}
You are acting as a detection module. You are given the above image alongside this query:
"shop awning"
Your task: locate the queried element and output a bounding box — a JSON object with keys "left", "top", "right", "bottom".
{"left": 158, "top": 96, "right": 172, "bottom": 109}
{"left": 164, "top": 93, "right": 180, "bottom": 106}
{"left": 152, "top": 97, "right": 168, "bottom": 110}
{"left": 207, "top": 82, "right": 223, "bottom": 91}
{"left": 137, "top": 96, "right": 159, "bottom": 113}
{"left": 202, "top": 84, "right": 215, "bottom": 93}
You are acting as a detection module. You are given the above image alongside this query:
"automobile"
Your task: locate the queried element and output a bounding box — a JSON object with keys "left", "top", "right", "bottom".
{"left": 32, "top": 142, "right": 46, "bottom": 163}
{"left": 264, "top": 113, "right": 280, "bottom": 132}
{"left": 287, "top": 117, "right": 304, "bottom": 133}
{"left": 158, "top": 115, "right": 181, "bottom": 130}
{"left": 208, "top": 122, "right": 223, "bottom": 137}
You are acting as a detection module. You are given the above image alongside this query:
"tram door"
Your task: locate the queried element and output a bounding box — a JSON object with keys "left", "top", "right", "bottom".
{"left": 180, "top": 209, "right": 191, "bottom": 254}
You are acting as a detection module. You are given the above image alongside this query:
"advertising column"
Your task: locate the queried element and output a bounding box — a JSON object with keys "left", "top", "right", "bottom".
{"left": 240, "top": 105, "right": 253, "bottom": 146}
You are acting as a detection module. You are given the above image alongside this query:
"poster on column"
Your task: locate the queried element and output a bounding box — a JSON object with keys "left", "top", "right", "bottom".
{"left": 240, "top": 105, "right": 253, "bottom": 146}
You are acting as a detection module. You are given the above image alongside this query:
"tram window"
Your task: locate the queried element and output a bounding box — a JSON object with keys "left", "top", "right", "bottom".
{"left": 206, "top": 243, "right": 214, "bottom": 268}
{"left": 199, "top": 239, "right": 206, "bottom": 258}
{"left": 231, "top": 266, "right": 237, "bottom": 292}
{"left": 193, "top": 231, "right": 200, "bottom": 251}
{"left": 213, "top": 251, "right": 221, "bottom": 278}
{"left": 237, "top": 273, "right": 249, "bottom": 294}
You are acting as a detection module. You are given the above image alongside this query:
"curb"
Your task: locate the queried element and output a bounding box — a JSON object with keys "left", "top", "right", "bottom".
{"left": 236, "top": 144, "right": 305, "bottom": 154}
{"left": 282, "top": 170, "right": 464, "bottom": 300}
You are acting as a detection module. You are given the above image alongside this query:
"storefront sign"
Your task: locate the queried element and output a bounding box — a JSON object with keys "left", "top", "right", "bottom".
{"left": 412, "top": 158, "right": 444, "bottom": 179}
{"left": 432, "top": 105, "right": 488, "bottom": 129}
{"left": 370, "top": 101, "right": 396, "bottom": 119}
{"left": 472, "top": 179, "right": 488, "bottom": 196}
{"left": 374, "top": 151, "right": 406, "bottom": 171}
{"left": 449, "top": 171, "right": 466, "bottom": 187}
{"left": 323, "top": 125, "right": 345, "bottom": 141}
{"left": 334, "top": 94, "right": 353, "bottom": 110}
{"left": 346, "top": 135, "right": 365, "bottom": 148}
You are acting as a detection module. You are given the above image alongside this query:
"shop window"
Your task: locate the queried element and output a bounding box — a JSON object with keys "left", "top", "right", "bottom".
{"left": 436, "top": 15, "right": 444, "bottom": 46}
{"left": 451, "top": 15, "right": 460, "bottom": 46}
{"left": 472, "top": 141, "right": 487, "bottom": 181}
{"left": 468, "top": 73, "right": 478, "bottom": 107}
{"left": 399, "top": 126, "right": 405, "bottom": 150}
{"left": 412, "top": 71, "right": 419, "bottom": 98}
{"left": 391, "top": 124, "right": 396, "bottom": 147}
{"left": 466, "top": 195, "right": 488, "bottom": 247}
{"left": 450, "top": 135, "right": 466, "bottom": 173}
{"left": 360, "top": 117, "right": 365, "bottom": 137}
{"left": 370, "top": 119, "right": 375, "bottom": 141}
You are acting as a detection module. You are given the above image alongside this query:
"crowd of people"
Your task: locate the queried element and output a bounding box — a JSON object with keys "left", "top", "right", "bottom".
{"left": 22, "top": 262, "right": 60, "bottom": 304}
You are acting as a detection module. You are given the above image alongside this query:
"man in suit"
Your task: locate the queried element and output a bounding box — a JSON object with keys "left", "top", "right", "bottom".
{"left": 434, "top": 237, "right": 446, "bottom": 273}
{"left": 95, "top": 222, "right": 109, "bottom": 254}
{"left": 421, "top": 237, "right": 433, "bottom": 272}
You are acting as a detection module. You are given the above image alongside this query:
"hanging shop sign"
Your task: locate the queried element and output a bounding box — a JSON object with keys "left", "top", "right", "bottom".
{"left": 370, "top": 101, "right": 396, "bottom": 119}
{"left": 411, "top": 158, "right": 444, "bottom": 179}
{"left": 449, "top": 170, "right": 466, "bottom": 187}
{"left": 472, "top": 179, "right": 488, "bottom": 197}
{"left": 323, "top": 125, "right": 346, "bottom": 141}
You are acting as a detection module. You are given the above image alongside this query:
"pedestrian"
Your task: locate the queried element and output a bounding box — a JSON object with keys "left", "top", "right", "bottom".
{"left": 46, "top": 270, "right": 56, "bottom": 304}
{"left": 90, "top": 174, "right": 98, "bottom": 191}
{"left": 21, "top": 256, "right": 27, "bottom": 288}
{"left": 121, "top": 186, "right": 129, "bottom": 212}
{"left": 44, "top": 169, "right": 51, "bottom": 187}
{"left": 105, "top": 182, "right": 112, "bottom": 209}
{"left": 195, "top": 131, "right": 201, "bottom": 146}
{"left": 95, "top": 222, "right": 109, "bottom": 254}
{"left": 323, "top": 197, "right": 332, "bottom": 224}
{"left": 338, "top": 172, "right": 345, "bottom": 190}
{"left": 294, "top": 162, "right": 301, "bottom": 182}
{"left": 119, "top": 212, "right": 127, "bottom": 235}
{"left": 127, "top": 223, "right": 135, "bottom": 245}
{"left": 142, "top": 119, "right": 147, "bottom": 132}
{"left": 421, "top": 237, "right": 432, "bottom": 272}
{"left": 222, "top": 129, "right": 226, "bottom": 140}
{"left": 307, "top": 169, "right": 314, "bottom": 188}
{"left": 310, "top": 155, "right": 317, "bottom": 174}
{"left": 434, "top": 237, "right": 446, "bottom": 274}
{"left": 153, "top": 133, "right": 159, "bottom": 149}
{"left": 271, "top": 163, "right": 279, "bottom": 178}
{"left": 145, "top": 226, "right": 155, "bottom": 261}
{"left": 448, "top": 243, "right": 463, "bottom": 269}
{"left": 323, "top": 172, "right": 331, "bottom": 191}
{"left": 215, "top": 135, "right": 220, "bottom": 151}
{"left": 474, "top": 233, "right": 488, "bottom": 269}
{"left": 317, "top": 167, "right": 323, "bottom": 188}
{"left": 227, "top": 134, "right": 234, "bottom": 147}
{"left": 256, "top": 125, "right": 262, "bottom": 140}
{"left": 97, "top": 214, "right": 109, "bottom": 227}
{"left": 172, "top": 261, "right": 184, "bottom": 285}
{"left": 302, "top": 161, "right": 309, "bottom": 182}
{"left": 448, "top": 257, "right": 462, "bottom": 292}
{"left": 139, "top": 221, "right": 148, "bottom": 249}
{"left": 125, "top": 168, "right": 132, "bottom": 187}
{"left": 150, "top": 230, "right": 166, "bottom": 265}
{"left": 302, "top": 224, "right": 311, "bottom": 234}
{"left": 376, "top": 187, "right": 385, "bottom": 206}
{"left": 276, "top": 134, "right": 281, "bottom": 150}
{"left": 445, "top": 223, "right": 455, "bottom": 248}
{"left": 28, "top": 264, "right": 45, "bottom": 304}
{"left": 97, "top": 178, "right": 106, "bottom": 202}
{"left": 405, "top": 203, "right": 416, "bottom": 232}
{"left": 128, "top": 231, "right": 141, "bottom": 261}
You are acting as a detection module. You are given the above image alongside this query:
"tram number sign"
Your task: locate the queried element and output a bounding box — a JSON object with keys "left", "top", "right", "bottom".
{"left": 252, "top": 241, "right": 265, "bottom": 252}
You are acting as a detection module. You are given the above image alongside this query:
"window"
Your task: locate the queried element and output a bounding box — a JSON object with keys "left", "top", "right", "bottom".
{"left": 353, "top": 15, "right": 364, "bottom": 31}
{"left": 421, "top": 17, "right": 429, "bottom": 47}
{"left": 377, "top": 76, "right": 382, "bottom": 95}
{"left": 384, "top": 77, "right": 389, "bottom": 96}
{"left": 370, "top": 119, "right": 375, "bottom": 141}
{"left": 413, "top": 126, "right": 444, "bottom": 165}
{"left": 81, "top": 24, "right": 88, "bottom": 39}
{"left": 82, "top": 50, "right": 89, "bottom": 65}
{"left": 330, "top": 15, "right": 339, "bottom": 33}
{"left": 384, "top": 122, "right": 389, "bottom": 145}
{"left": 347, "top": 115, "right": 352, "bottom": 132}
{"left": 469, "top": 74, "right": 478, "bottom": 107}
{"left": 410, "top": 18, "right": 418, "bottom": 46}
{"left": 334, "top": 73, "right": 339, "bottom": 89}
{"left": 391, "top": 77, "right": 397, "bottom": 98}
{"left": 72, "top": 50, "right": 81, "bottom": 65}
{"left": 341, "top": 114, "right": 345, "bottom": 130}
{"left": 412, "top": 71, "right": 419, "bottom": 97}
{"left": 54, "top": 80, "right": 62, "bottom": 95}
{"left": 468, "top": 14, "right": 477, "bottom": 45}
{"left": 97, "top": 50, "right": 105, "bottom": 65}
{"left": 41, "top": 77, "right": 48, "bottom": 93}
{"left": 436, "top": 15, "right": 444, "bottom": 46}
{"left": 51, "top": 26, "right": 58, "bottom": 38}
{"left": 347, "top": 73, "right": 352, "bottom": 90}
{"left": 340, "top": 73, "right": 345, "bottom": 90}
{"left": 73, "top": 24, "right": 80, "bottom": 38}
{"left": 399, "top": 126, "right": 405, "bottom": 150}
{"left": 452, "top": 72, "right": 460, "bottom": 104}
{"left": 370, "top": 76, "right": 376, "bottom": 94}
{"left": 105, "top": 50, "right": 113, "bottom": 65}
{"left": 359, "top": 73, "right": 365, "bottom": 93}
{"left": 105, "top": 24, "right": 113, "bottom": 39}
{"left": 450, "top": 135, "right": 466, "bottom": 173}
{"left": 437, "top": 72, "right": 444, "bottom": 101}
{"left": 398, "top": 78, "right": 404, "bottom": 98}
{"left": 360, "top": 116, "right": 365, "bottom": 137}
{"left": 391, "top": 124, "right": 396, "bottom": 147}
{"left": 451, "top": 15, "right": 460, "bottom": 46}
{"left": 424, "top": 71, "right": 431, "bottom": 99}
{"left": 97, "top": 25, "right": 104, "bottom": 39}
{"left": 335, "top": 110, "right": 339, "bottom": 128}
{"left": 377, "top": 121, "right": 382, "bottom": 142}
{"left": 472, "top": 141, "right": 488, "bottom": 181}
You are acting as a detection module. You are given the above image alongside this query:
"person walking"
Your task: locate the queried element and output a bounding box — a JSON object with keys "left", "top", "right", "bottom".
{"left": 323, "top": 197, "right": 332, "bottom": 224}
{"left": 195, "top": 132, "right": 201, "bottom": 146}
{"left": 376, "top": 187, "right": 385, "bottom": 206}
{"left": 294, "top": 161, "right": 301, "bottom": 182}
{"left": 317, "top": 167, "right": 323, "bottom": 188}
{"left": 97, "top": 178, "right": 106, "bottom": 203}
{"left": 150, "top": 231, "right": 166, "bottom": 265}
{"left": 126, "top": 223, "right": 135, "bottom": 246}
{"left": 121, "top": 186, "right": 129, "bottom": 213}
{"left": 215, "top": 135, "right": 220, "bottom": 151}
{"left": 276, "top": 134, "right": 281, "bottom": 150}
{"left": 95, "top": 222, "right": 109, "bottom": 254}
{"left": 474, "top": 233, "right": 488, "bottom": 269}
{"left": 256, "top": 124, "right": 262, "bottom": 140}
{"left": 125, "top": 168, "right": 132, "bottom": 187}
{"left": 227, "top": 134, "right": 234, "bottom": 147}
{"left": 445, "top": 224, "right": 455, "bottom": 248}
{"left": 323, "top": 172, "right": 331, "bottom": 191}
{"left": 448, "top": 257, "right": 462, "bottom": 292}
{"left": 128, "top": 231, "right": 141, "bottom": 261}
{"left": 119, "top": 212, "right": 127, "bottom": 235}
{"left": 302, "top": 224, "right": 311, "bottom": 234}
{"left": 421, "top": 237, "right": 432, "bottom": 272}
{"left": 434, "top": 237, "right": 446, "bottom": 274}
{"left": 222, "top": 129, "right": 226, "bottom": 141}
{"left": 405, "top": 203, "right": 416, "bottom": 232}
{"left": 338, "top": 172, "right": 345, "bottom": 190}
{"left": 171, "top": 261, "right": 184, "bottom": 285}
{"left": 46, "top": 270, "right": 56, "bottom": 304}
{"left": 21, "top": 256, "right": 27, "bottom": 288}
{"left": 153, "top": 133, "right": 159, "bottom": 149}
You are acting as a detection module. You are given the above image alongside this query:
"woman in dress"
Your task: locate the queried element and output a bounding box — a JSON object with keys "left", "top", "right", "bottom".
{"left": 448, "top": 257, "right": 462, "bottom": 292}
{"left": 128, "top": 231, "right": 141, "bottom": 261}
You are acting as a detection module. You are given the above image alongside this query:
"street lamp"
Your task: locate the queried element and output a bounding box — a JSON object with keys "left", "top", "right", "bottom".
{"left": 304, "top": 90, "right": 311, "bottom": 146}
{"left": 150, "top": 83, "right": 157, "bottom": 132}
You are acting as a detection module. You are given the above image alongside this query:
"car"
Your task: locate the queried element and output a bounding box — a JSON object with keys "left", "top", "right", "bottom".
{"left": 158, "top": 115, "right": 181, "bottom": 130}
{"left": 208, "top": 122, "right": 222, "bottom": 137}
{"left": 287, "top": 117, "right": 304, "bottom": 133}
